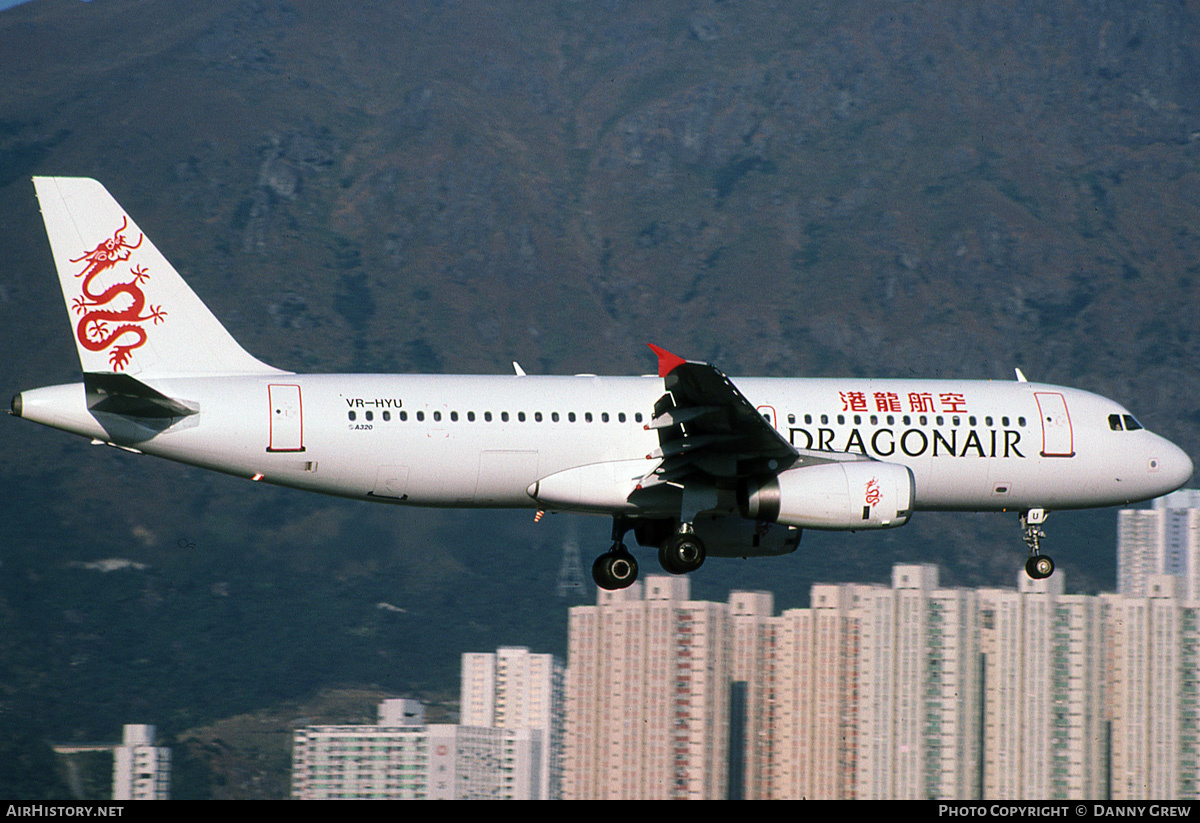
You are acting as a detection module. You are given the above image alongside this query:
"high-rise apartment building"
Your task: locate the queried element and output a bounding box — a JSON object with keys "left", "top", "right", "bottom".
{"left": 291, "top": 698, "right": 540, "bottom": 799}
{"left": 762, "top": 566, "right": 980, "bottom": 800}
{"left": 1103, "top": 575, "right": 1200, "bottom": 799}
{"left": 979, "top": 573, "right": 1105, "bottom": 800}
{"left": 843, "top": 565, "right": 982, "bottom": 800}
{"left": 728, "top": 590, "right": 775, "bottom": 800}
{"left": 1118, "top": 489, "right": 1200, "bottom": 601}
{"left": 111, "top": 724, "right": 170, "bottom": 800}
{"left": 461, "top": 646, "right": 564, "bottom": 799}
{"left": 564, "top": 576, "right": 733, "bottom": 799}
{"left": 769, "top": 582, "right": 866, "bottom": 799}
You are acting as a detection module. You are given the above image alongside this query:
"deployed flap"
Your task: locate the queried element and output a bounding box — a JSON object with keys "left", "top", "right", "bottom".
{"left": 640, "top": 345, "right": 800, "bottom": 487}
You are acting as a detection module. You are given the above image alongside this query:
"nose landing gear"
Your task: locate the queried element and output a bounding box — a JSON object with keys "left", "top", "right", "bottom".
{"left": 1021, "top": 508, "right": 1055, "bottom": 580}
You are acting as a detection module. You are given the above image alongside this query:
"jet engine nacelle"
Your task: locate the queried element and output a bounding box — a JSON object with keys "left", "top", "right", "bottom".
{"left": 739, "top": 461, "right": 914, "bottom": 530}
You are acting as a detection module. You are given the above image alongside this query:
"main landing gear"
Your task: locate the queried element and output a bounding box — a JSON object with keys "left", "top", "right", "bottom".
{"left": 658, "top": 525, "right": 706, "bottom": 576}
{"left": 1021, "top": 508, "right": 1055, "bottom": 580}
{"left": 592, "top": 517, "right": 639, "bottom": 590}
{"left": 592, "top": 550, "right": 638, "bottom": 591}
{"left": 591, "top": 518, "right": 709, "bottom": 590}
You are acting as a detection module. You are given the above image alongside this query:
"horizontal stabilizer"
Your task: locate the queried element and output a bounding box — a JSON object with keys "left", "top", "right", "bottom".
{"left": 84, "top": 372, "right": 197, "bottom": 419}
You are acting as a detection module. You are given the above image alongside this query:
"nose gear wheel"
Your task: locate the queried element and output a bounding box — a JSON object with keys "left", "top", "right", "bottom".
{"left": 1020, "top": 509, "right": 1055, "bottom": 580}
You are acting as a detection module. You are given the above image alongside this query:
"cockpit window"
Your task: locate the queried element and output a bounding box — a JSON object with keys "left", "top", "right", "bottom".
{"left": 1109, "top": 413, "right": 1143, "bottom": 432}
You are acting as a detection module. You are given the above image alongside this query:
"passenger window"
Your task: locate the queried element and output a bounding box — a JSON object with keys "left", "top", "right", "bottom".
{"left": 619, "top": 413, "right": 627, "bottom": 423}
{"left": 400, "top": 411, "right": 407, "bottom": 421}
{"left": 366, "top": 411, "right": 373, "bottom": 421}
{"left": 1002, "top": 417, "right": 1010, "bottom": 427}
{"left": 985, "top": 416, "right": 993, "bottom": 427}
{"left": 1123, "top": 415, "right": 1143, "bottom": 431}
{"left": 635, "top": 413, "right": 643, "bottom": 423}
{"left": 1018, "top": 417, "right": 1026, "bottom": 427}
{"left": 417, "top": 411, "right": 425, "bottom": 421}
{"left": 870, "top": 415, "right": 878, "bottom": 425}
{"left": 585, "top": 412, "right": 593, "bottom": 422}
{"left": 602, "top": 413, "right": 609, "bottom": 423}
{"left": 535, "top": 412, "right": 543, "bottom": 422}
{"left": 568, "top": 412, "right": 576, "bottom": 422}
{"left": 433, "top": 411, "right": 441, "bottom": 422}
{"left": 788, "top": 414, "right": 796, "bottom": 424}
{"left": 821, "top": 414, "right": 829, "bottom": 425}
{"left": 805, "top": 414, "right": 813, "bottom": 425}
{"left": 484, "top": 412, "right": 492, "bottom": 422}
{"left": 348, "top": 411, "right": 356, "bottom": 421}
{"left": 450, "top": 411, "right": 458, "bottom": 422}
{"left": 383, "top": 411, "right": 391, "bottom": 422}
{"left": 837, "top": 415, "right": 845, "bottom": 425}
{"left": 552, "top": 412, "right": 560, "bottom": 422}
{"left": 467, "top": 411, "right": 475, "bottom": 422}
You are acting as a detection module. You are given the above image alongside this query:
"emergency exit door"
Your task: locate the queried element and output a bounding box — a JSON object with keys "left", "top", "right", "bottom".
{"left": 1034, "top": 392, "right": 1074, "bottom": 457}
{"left": 267, "top": 384, "right": 305, "bottom": 452}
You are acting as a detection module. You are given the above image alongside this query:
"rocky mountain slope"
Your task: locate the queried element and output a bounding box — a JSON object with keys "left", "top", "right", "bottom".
{"left": 1, "top": 0, "right": 1198, "bottom": 793}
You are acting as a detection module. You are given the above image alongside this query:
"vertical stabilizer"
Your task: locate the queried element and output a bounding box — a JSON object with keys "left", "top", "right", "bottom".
{"left": 33, "top": 177, "right": 284, "bottom": 377}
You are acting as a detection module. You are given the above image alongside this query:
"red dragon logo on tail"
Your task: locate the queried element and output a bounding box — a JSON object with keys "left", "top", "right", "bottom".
{"left": 70, "top": 217, "right": 167, "bottom": 371}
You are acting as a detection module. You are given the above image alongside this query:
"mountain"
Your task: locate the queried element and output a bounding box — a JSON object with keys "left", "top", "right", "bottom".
{"left": 2, "top": 0, "right": 1198, "bottom": 796}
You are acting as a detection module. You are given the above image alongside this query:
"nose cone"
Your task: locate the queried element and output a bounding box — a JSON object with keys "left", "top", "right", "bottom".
{"left": 1155, "top": 438, "right": 1194, "bottom": 495}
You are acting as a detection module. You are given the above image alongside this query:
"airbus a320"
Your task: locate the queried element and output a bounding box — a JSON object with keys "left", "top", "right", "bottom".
{"left": 12, "top": 178, "right": 1194, "bottom": 589}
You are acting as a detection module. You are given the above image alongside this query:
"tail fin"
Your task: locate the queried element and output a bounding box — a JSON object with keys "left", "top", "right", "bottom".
{"left": 33, "top": 177, "right": 284, "bottom": 377}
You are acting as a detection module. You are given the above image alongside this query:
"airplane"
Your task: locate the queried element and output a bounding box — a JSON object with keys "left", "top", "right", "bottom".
{"left": 11, "top": 177, "right": 1194, "bottom": 590}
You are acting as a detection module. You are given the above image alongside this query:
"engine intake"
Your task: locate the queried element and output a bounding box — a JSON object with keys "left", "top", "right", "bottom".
{"left": 739, "top": 461, "right": 914, "bottom": 530}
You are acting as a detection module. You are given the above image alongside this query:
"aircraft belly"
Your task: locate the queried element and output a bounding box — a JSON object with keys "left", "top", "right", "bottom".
{"left": 911, "top": 456, "right": 996, "bottom": 510}
{"left": 474, "top": 450, "right": 540, "bottom": 506}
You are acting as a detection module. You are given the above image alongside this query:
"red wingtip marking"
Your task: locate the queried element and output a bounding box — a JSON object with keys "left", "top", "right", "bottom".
{"left": 647, "top": 343, "right": 687, "bottom": 378}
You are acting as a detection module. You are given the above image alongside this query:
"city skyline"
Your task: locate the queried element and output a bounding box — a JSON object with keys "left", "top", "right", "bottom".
{"left": 66, "top": 491, "right": 1200, "bottom": 800}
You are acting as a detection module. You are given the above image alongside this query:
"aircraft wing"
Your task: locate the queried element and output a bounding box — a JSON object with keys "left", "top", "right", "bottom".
{"left": 637, "top": 345, "right": 866, "bottom": 490}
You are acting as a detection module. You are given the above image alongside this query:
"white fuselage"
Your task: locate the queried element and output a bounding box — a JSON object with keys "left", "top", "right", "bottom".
{"left": 16, "top": 372, "right": 1193, "bottom": 516}
{"left": 21, "top": 176, "right": 1196, "bottom": 589}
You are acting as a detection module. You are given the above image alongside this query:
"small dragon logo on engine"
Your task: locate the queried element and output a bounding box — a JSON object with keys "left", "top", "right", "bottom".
{"left": 865, "top": 477, "right": 881, "bottom": 508}
{"left": 70, "top": 217, "right": 167, "bottom": 371}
